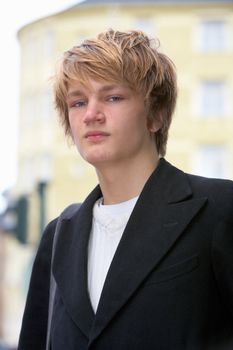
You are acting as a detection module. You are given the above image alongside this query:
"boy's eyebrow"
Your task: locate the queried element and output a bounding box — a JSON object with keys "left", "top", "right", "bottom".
{"left": 66, "top": 90, "right": 84, "bottom": 99}
{"left": 67, "top": 84, "right": 126, "bottom": 99}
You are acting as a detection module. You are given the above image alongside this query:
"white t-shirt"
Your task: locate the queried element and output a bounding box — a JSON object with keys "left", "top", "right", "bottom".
{"left": 87, "top": 196, "right": 138, "bottom": 313}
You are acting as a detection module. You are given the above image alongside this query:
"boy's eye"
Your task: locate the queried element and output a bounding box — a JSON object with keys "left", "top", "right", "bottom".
{"left": 73, "top": 100, "right": 86, "bottom": 108}
{"left": 108, "top": 96, "right": 123, "bottom": 102}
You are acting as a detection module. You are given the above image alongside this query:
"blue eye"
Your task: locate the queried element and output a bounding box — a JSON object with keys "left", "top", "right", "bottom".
{"left": 74, "top": 100, "right": 86, "bottom": 108}
{"left": 108, "top": 96, "right": 122, "bottom": 102}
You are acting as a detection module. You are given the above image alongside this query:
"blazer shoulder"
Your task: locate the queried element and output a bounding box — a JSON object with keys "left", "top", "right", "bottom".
{"left": 33, "top": 217, "right": 59, "bottom": 282}
{"left": 40, "top": 218, "right": 58, "bottom": 251}
{"left": 31, "top": 218, "right": 59, "bottom": 280}
{"left": 187, "top": 173, "right": 233, "bottom": 224}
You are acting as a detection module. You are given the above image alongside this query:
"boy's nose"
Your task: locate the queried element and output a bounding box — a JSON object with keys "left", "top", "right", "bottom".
{"left": 83, "top": 101, "right": 105, "bottom": 124}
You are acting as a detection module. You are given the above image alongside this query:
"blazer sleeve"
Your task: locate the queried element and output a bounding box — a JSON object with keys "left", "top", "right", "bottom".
{"left": 18, "top": 218, "right": 57, "bottom": 350}
{"left": 211, "top": 183, "right": 233, "bottom": 320}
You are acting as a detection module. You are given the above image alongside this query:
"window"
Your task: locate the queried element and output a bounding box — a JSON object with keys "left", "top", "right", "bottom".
{"left": 40, "top": 88, "right": 54, "bottom": 121}
{"left": 43, "top": 30, "right": 55, "bottom": 57}
{"left": 24, "top": 32, "right": 40, "bottom": 65}
{"left": 198, "top": 20, "right": 227, "bottom": 52}
{"left": 193, "top": 145, "right": 228, "bottom": 179}
{"left": 37, "top": 153, "right": 53, "bottom": 182}
{"left": 196, "top": 81, "right": 227, "bottom": 118}
{"left": 23, "top": 89, "right": 54, "bottom": 125}
{"left": 21, "top": 157, "right": 35, "bottom": 192}
{"left": 23, "top": 93, "right": 38, "bottom": 125}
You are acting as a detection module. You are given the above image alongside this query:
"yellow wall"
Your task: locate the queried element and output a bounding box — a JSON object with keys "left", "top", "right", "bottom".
{"left": 16, "top": 1, "right": 233, "bottom": 241}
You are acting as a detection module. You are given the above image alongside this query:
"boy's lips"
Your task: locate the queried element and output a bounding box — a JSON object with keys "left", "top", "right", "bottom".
{"left": 84, "top": 131, "right": 110, "bottom": 141}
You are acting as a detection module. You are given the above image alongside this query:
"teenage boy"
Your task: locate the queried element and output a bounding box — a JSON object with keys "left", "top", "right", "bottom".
{"left": 18, "top": 29, "right": 233, "bottom": 350}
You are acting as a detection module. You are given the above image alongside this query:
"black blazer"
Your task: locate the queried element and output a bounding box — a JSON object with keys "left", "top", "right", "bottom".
{"left": 18, "top": 159, "right": 233, "bottom": 350}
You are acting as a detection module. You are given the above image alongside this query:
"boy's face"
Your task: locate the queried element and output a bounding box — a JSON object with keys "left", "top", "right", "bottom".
{"left": 66, "top": 78, "right": 159, "bottom": 169}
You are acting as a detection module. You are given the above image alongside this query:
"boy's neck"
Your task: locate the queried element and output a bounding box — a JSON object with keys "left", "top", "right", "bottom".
{"left": 96, "top": 154, "right": 160, "bottom": 205}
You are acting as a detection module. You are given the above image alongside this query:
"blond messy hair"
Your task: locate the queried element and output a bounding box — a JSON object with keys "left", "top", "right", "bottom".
{"left": 54, "top": 29, "right": 177, "bottom": 157}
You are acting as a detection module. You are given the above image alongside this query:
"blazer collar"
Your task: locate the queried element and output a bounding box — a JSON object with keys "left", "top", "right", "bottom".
{"left": 53, "top": 159, "right": 207, "bottom": 343}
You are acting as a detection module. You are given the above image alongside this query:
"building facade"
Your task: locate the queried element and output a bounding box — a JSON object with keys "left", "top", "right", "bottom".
{"left": 16, "top": 0, "right": 233, "bottom": 243}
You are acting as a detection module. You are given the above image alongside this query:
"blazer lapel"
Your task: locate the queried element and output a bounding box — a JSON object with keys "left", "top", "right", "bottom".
{"left": 89, "top": 159, "right": 207, "bottom": 344}
{"left": 53, "top": 186, "right": 101, "bottom": 339}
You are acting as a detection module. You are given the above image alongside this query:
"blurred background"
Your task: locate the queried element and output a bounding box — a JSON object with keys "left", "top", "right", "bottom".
{"left": 0, "top": 0, "right": 233, "bottom": 348}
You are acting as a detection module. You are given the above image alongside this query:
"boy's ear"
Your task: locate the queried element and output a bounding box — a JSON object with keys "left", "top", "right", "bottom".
{"left": 148, "top": 112, "right": 163, "bottom": 133}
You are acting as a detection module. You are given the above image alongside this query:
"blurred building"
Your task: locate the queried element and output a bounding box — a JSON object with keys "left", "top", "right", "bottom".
{"left": 1, "top": 0, "right": 233, "bottom": 345}
{"left": 15, "top": 0, "right": 233, "bottom": 244}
